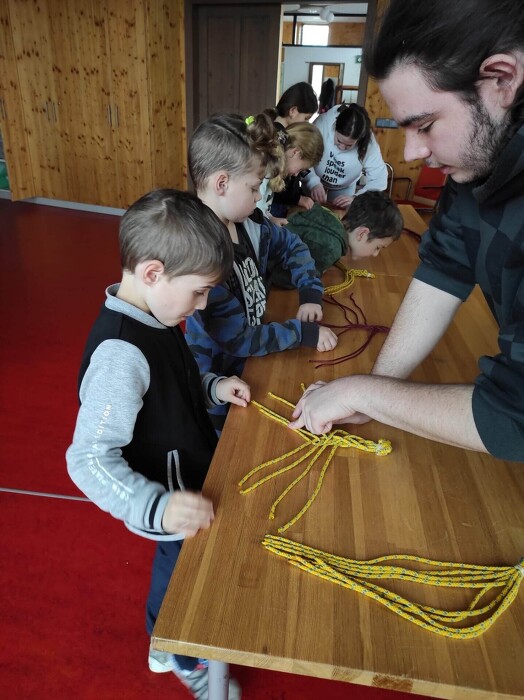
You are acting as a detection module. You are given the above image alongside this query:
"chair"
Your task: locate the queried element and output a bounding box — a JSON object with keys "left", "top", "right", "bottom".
{"left": 393, "top": 164, "right": 447, "bottom": 213}
{"left": 384, "top": 162, "right": 394, "bottom": 198}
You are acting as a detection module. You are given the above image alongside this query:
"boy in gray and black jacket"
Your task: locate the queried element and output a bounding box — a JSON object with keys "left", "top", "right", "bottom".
{"left": 66, "top": 189, "right": 246, "bottom": 699}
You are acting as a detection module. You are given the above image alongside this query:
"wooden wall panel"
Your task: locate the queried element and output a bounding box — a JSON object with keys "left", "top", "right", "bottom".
{"left": 48, "top": 0, "right": 116, "bottom": 206}
{"left": 329, "top": 21, "right": 365, "bottom": 46}
{"left": 282, "top": 21, "right": 364, "bottom": 47}
{"left": 282, "top": 20, "right": 293, "bottom": 44}
{"left": 146, "top": 0, "right": 188, "bottom": 190}
{"left": 107, "top": 0, "right": 153, "bottom": 205}
{"left": 0, "top": 0, "right": 35, "bottom": 199}
{"left": 364, "top": 0, "right": 423, "bottom": 197}
{"left": 7, "top": 0, "right": 70, "bottom": 199}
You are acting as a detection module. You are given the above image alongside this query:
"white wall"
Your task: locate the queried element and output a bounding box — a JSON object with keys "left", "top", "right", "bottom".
{"left": 280, "top": 46, "right": 362, "bottom": 93}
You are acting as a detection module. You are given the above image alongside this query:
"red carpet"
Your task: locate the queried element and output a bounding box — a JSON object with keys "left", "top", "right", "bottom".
{"left": 0, "top": 199, "right": 428, "bottom": 699}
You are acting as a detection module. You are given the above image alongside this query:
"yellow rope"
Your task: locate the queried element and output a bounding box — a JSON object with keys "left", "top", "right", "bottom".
{"left": 263, "top": 534, "right": 524, "bottom": 639}
{"left": 239, "top": 392, "right": 392, "bottom": 533}
{"left": 324, "top": 261, "right": 375, "bottom": 296}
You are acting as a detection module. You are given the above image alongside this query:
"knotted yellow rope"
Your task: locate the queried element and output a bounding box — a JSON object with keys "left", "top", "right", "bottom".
{"left": 263, "top": 534, "right": 524, "bottom": 639}
{"left": 239, "top": 392, "right": 392, "bottom": 533}
{"left": 324, "top": 261, "right": 375, "bottom": 296}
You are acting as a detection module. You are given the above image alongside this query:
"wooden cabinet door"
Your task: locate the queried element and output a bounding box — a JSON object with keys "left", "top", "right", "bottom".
{"left": 7, "top": 0, "right": 70, "bottom": 200}
{"left": 47, "top": 0, "right": 118, "bottom": 206}
{"left": 145, "top": 0, "right": 187, "bottom": 191}
{"left": 106, "top": 0, "right": 152, "bottom": 207}
{"left": 0, "top": 0, "right": 35, "bottom": 199}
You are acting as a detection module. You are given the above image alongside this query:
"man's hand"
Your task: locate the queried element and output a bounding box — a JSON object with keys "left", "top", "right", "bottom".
{"left": 289, "top": 378, "right": 354, "bottom": 433}
{"left": 215, "top": 376, "right": 251, "bottom": 407}
{"left": 317, "top": 326, "right": 338, "bottom": 352}
{"left": 162, "top": 491, "right": 214, "bottom": 537}
{"left": 296, "top": 303, "right": 323, "bottom": 322}
{"left": 310, "top": 185, "right": 327, "bottom": 203}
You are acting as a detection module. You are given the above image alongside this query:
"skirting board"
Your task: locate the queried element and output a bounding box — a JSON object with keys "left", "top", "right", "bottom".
{"left": 0, "top": 190, "right": 125, "bottom": 216}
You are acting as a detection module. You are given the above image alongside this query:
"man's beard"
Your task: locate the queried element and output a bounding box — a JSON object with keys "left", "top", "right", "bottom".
{"left": 458, "top": 98, "right": 510, "bottom": 182}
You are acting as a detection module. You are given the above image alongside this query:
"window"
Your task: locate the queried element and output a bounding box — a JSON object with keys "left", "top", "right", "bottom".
{"left": 301, "top": 24, "right": 329, "bottom": 46}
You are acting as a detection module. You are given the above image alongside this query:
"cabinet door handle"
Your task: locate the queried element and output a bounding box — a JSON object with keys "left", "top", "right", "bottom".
{"left": 45, "top": 101, "right": 50, "bottom": 121}
{"left": 107, "top": 104, "right": 112, "bottom": 127}
{"left": 0, "top": 99, "right": 5, "bottom": 120}
{"left": 114, "top": 104, "right": 119, "bottom": 128}
{"left": 52, "top": 101, "right": 57, "bottom": 122}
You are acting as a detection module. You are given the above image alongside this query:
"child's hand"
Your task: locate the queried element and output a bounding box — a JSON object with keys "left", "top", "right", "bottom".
{"left": 310, "top": 185, "right": 327, "bottom": 203}
{"left": 317, "top": 326, "right": 338, "bottom": 352}
{"left": 162, "top": 491, "right": 214, "bottom": 537}
{"left": 269, "top": 214, "right": 288, "bottom": 227}
{"left": 297, "top": 303, "right": 323, "bottom": 322}
{"left": 332, "top": 194, "right": 354, "bottom": 209}
{"left": 298, "top": 195, "right": 314, "bottom": 210}
{"left": 215, "top": 376, "right": 251, "bottom": 407}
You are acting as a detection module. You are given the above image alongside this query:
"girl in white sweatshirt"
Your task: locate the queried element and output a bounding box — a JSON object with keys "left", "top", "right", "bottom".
{"left": 303, "top": 103, "right": 387, "bottom": 208}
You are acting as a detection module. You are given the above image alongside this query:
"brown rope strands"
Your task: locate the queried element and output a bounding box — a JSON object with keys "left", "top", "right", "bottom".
{"left": 263, "top": 535, "right": 524, "bottom": 639}
{"left": 312, "top": 293, "right": 389, "bottom": 368}
{"left": 239, "top": 392, "right": 392, "bottom": 533}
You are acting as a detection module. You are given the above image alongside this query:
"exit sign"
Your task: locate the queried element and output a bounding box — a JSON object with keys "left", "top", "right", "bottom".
{"left": 356, "top": 55, "right": 362, "bottom": 63}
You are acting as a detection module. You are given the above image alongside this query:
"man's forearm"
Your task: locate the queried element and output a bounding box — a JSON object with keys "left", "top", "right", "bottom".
{"left": 347, "top": 375, "right": 486, "bottom": 452}
{"left": 372, "top": 278, "right": 462, "bottom": 379}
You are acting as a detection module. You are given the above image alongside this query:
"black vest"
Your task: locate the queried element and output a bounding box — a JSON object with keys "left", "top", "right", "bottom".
{"left": 79, "top": 306, "right": 217, "bottom": 492}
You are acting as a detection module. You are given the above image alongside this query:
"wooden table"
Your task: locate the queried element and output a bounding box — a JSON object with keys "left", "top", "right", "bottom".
{"left": 152, "top": 206, "right": 524, "bottom": 699}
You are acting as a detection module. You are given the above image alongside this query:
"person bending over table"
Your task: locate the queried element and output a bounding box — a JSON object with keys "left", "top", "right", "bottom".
{"left": 302, "top": 103, "right": 388, "bottom": 209}
{"left": 290, "top": 0, "right": 524, "bottom": 463}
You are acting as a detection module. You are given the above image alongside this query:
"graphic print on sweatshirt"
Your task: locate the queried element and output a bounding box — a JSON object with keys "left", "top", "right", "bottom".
{"left": 236, "top": 256, "right": 266, "bottom": 326}
{"left": 321, "top": 150, "right": 348, "bottom": 187}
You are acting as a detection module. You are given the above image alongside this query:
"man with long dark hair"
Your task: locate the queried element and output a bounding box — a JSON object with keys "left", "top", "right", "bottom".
{"left": 290, "top": 0, "right": 524, "bottom": 461}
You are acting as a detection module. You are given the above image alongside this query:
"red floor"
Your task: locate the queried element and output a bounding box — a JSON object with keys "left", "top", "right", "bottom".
{"left": 0, "top": 198, "right": 428, "bottom": 699}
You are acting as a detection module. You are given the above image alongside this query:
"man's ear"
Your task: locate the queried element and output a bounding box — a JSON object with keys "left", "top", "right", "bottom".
{"left": 478, "top": 53, "right": 524, "bottom": 109}
{"left": 356, "top": 226, "right": 370, "bottom": 242}
{"left": 139, "top": 260, "right": 165, "bottom": 286}
{"left": 288, "top": 106, "right": 298, "bottom": 120}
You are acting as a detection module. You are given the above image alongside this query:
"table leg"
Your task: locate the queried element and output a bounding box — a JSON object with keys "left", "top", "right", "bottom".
{"left": 208, "top": 659, "right": 229, "bottom": 700}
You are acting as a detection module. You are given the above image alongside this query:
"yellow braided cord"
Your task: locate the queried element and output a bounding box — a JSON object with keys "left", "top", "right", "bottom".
{"left": 238, "top": 392, "right": 392, "bottom": 533}
{"left": 324, "top": 261, "right": 375, "bottom": 296}
{"left": 263, "top": 535, "right": 524, "bottom": 639}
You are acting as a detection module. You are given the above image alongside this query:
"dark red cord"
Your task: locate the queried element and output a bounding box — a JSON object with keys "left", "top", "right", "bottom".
{"left": 313, "top": 293, "right": 389, "bottom": 368}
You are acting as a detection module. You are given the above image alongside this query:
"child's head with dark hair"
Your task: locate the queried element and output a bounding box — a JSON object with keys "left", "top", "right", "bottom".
{"left": 335, "top": 104, "right": 372, "bottom": 162}
{"left": 341, "top": 191, "right": 403, "bottom": 260}
{"left": 270, "top": 82, "right": 318, "bottom": 124}
{"left": 120, "top": 189, "right": 233, "bottom": 281}
{"left": 118, "top": 189, "right": 233, "bottom": 327}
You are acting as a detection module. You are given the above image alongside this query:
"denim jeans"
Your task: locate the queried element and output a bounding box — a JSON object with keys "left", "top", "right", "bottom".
{"left": 146, "top": 539, "right": 200, "bottom": 672}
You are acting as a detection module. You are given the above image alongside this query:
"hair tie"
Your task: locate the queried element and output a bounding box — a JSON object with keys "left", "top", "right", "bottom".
{"left": 278, "top": 130, "right": 289, "bottom": 147}
{"left": 245, "top": 115, "right": 255, "bottom": 125}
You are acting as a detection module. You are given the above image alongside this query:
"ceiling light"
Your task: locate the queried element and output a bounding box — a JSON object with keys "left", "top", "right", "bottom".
{"left": 319, "top": 7, "right": 335, "bottom": 22}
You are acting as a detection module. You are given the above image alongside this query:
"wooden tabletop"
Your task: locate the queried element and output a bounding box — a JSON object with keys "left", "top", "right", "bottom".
{"left": 152, "top": 206, "right": 524, "bottom": 699}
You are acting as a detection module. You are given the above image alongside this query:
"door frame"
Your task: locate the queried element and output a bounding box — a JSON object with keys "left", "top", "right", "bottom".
{"left": 184, "top": 0, "right": 377, "bottom": 138}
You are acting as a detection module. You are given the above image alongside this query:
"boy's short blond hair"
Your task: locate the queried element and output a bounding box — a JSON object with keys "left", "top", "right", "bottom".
{"left": 119, "top": 189, "right": 233, "bottom": 281}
